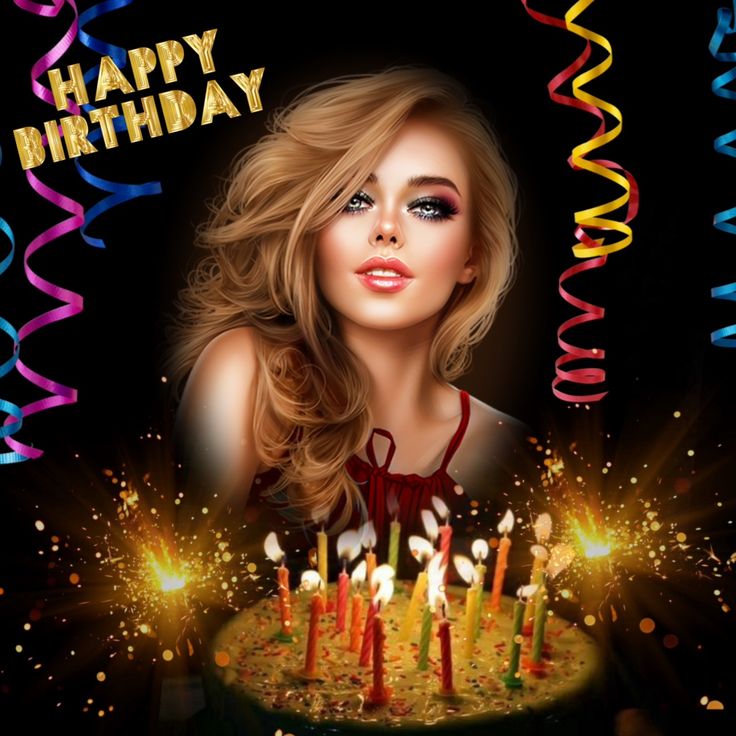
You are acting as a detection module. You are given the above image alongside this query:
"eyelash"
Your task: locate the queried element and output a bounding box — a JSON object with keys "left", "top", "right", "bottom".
{"left": 343, "top": 191, "right": 459, "bottom": 221}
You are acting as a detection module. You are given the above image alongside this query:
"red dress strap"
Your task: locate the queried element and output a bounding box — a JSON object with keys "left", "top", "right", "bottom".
{"left": 365, "top": 428, "right": 396, "bottom": 470}
{"left": 439, "top": 389, "right": 470, "bottom": 472}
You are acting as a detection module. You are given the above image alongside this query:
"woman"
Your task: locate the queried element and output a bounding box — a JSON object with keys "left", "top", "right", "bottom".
{"left": 165, "top": 65, "right": 530, "bottom": 543}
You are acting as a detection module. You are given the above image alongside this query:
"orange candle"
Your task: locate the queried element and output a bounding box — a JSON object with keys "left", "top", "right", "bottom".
{"left": 366, "top": 550, "right": 377, "bottom": 597}
{"left": 349, "top": 592, "right": 363, "bottom": 652}
{"left": 277, "top": 563, "right": 293, "bottom": 637}
{"left": 490, "top": 510, "right": 515, "bottom": 612}
{"left": 304, "top": 591, "right": 324, "bottom": 676}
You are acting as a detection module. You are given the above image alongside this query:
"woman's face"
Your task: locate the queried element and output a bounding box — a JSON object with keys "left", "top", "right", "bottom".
{"left": 315, "top": 117, "right": 477, "bottom": 335}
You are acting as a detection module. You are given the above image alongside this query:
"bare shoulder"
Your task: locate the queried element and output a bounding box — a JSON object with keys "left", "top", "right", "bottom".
{"left": 174, "top": 326, "right": 262, "bottom": 499}
{"left": 446, "top": 393, "right": 533, "bottom": 501}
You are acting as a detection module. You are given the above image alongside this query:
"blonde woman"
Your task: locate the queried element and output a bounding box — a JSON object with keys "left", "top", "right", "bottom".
{"left": 166, "top": 66, "right": 530, "bottom": 544}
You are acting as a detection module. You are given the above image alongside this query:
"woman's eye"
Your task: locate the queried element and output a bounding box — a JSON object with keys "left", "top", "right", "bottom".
{"left": 344, "top": 191, "right": 373, "bottom": 214}
{"left": 409, "top": 197, "right": 458, "bottom": 221}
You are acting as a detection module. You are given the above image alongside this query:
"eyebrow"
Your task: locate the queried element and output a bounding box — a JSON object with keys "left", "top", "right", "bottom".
{"left": 365, "top": 173, "right": 461, "bottom": 197}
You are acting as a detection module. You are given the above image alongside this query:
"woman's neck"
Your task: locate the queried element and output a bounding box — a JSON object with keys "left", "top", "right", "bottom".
{"left": 337, "top": 314, "right": 455, "bottom": 432}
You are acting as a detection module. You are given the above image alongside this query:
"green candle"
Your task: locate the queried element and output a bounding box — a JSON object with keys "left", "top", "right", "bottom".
{"left": 417, "top": 602, "right": 433, "bottom": 670}
{"left": 388, "top": 519, "right": 401, "bottom": 574}
{"left": 531, "top": 577, "right": 548, "bottom": 665}
{"left": 503, "top": 594, "right": 526, "bottom": 689}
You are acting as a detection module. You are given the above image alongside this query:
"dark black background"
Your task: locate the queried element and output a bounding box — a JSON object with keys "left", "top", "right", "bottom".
{"left": 0, "top": 1, "right": 735, "bottom": 733}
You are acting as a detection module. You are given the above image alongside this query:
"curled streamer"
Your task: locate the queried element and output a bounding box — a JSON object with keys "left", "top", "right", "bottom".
{"left": 8, "top": 0, "right": 83, "bottom": 459}
{"left": 522, "top": 0, "right": 639, "bottom": 402}
{"left": 0, "top": 147, "right": 27, "bottom": 465}
{"left": 709, "top": 2, "right": 736, "bottom": 347}
{"left": 75, "top": 0, "right": 162, "bottom": 249}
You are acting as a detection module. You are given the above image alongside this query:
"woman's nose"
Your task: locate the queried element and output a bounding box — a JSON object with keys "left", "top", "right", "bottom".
{"left": 369, "top": 213, "right": 405, "bottom": 249}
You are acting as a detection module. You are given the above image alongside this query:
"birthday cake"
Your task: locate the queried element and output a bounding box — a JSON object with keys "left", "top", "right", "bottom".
{"left": 203, "top": 581, "right": 607, "bottom": 735}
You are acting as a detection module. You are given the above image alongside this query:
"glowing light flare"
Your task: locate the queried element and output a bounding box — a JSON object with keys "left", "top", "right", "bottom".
{"left": 568, "top": 512, "right": 614, "bottom": 559}
{"left": 264, "top": 532, "right": 285, "bottom": 564}
{"left": 301, "top": 570, "right": 322, "bottom": 592}
{"left": 530, "top": 544, "right": 549, "bottom": 562}
{"left": 547, "top": 544, "right": 576, "bottom": 579}
{"left": 498, "top": 509, "right": 514, "bottom": 535}
{"left": 370, "top": 563, "right": 395, "bottom": 591}
{"left": 143, "top": 547, "right": 187, "bottom": 593}
{"left": 373, "top": 576, "right": 394, "bottom": 610}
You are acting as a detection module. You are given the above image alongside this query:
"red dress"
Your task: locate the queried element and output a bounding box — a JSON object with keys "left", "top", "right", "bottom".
{"left": 246, "top": 389, "right": 475, "bottom": 569}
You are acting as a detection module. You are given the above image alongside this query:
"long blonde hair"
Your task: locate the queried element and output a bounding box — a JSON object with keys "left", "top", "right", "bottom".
{"left": 164, "top": 65, "right": 519, "bottom": 532}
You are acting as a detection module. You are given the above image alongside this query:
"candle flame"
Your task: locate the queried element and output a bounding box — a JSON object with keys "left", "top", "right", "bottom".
{"left": 301, "top": 569, "right": 322, "bottom": 592}
{"left": 359, "top": 520, "right": 377, "bottom": 550}
{"left": 498, "top": 509, "right": 514, "bottom": 535}
{"left": 370, "top": 563, "right": 395, "bottom": 590}
{"left": 453, "top": 554, "right": 479, "bottom": 586}
{"left": 336, "top": 529, "right": 361, "bottom": 562}
{"left": 421, "top": 509, "right": 439, "bottom": 543}
{"left": 373, "top": 577, "right": 394, "bottom": 609}
{"left": 351, "top": 559, "right": 367, "bottom": 589}
{"left": 264, "top": 532, "right": 285, "bottom": 564}
{"left": 547, "top": 543, "right": 576, "bottom": 579}
{"left": 517, "top": 583, "right": 539, "bottom": 601}
{"left": 530, "top": 544, "right": 549, "bottom": 562}
{"left": 471, "top": 538, "right": 489, "bottom": 562}
{"left": 408, "top": 535, "right": 434, "bottom": 564}
{"left": 533, "top": 513, "right": 552, "bottom": 543}
{"left": 431, "top": 495, "right": 450, "bottom": 521}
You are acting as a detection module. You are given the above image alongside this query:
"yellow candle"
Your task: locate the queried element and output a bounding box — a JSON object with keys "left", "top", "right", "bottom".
{"left": 366, "top": 550, "right": 377, "bottom": 597}
{"left": 523, "top": 553, "right": 546, "bottom": 633}
{"left": 317, "top": 528, "right": 328, "bottom": 602}
{"left": 398, "top": 569, "right": 428, "bottom": 642}
{"left": 464, "top": 584, "right": 478, "bottom": 658}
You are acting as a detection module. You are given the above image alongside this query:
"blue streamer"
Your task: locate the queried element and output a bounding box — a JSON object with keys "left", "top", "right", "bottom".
{"left": 710, "top": 2, "right": 736, "bottom": 347}
{"left": 75, "top": 0, "right": 162, "bottom": 249}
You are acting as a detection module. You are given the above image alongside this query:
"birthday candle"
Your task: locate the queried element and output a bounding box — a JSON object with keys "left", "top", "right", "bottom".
{"left": 360, "top": 521, "right": 378, "bottom": 598}
{"left": 523, "top": 545, "right": 549, "bottom": 636}
{"left": 264, "top": 532, "right": 293, "bottom": 640}
{"left": 490, "top": 510, "right": 514, "bottom": 612}
{"left": 438, "top": 597, "right": 454, "bottom": 694}
{"left": 300, "top": 570, "right": 324, "bottom": 678}
{"left": 387, "top": 490, "right": 401, "bottom": 574}
{"left": 503, "top": 584, "right": 537, "bottom": 689}
{"left": 349, "top": 561, "right": 366, "bottom": 652}
{"left": 367, "top": 578, "right": 394, "bottom": 706}
{"left": 399, "top": 536, "right": 433, "bottom": 642}
{"left": 417, "top": 601, "right": 432, "bottom": 670}
{"left": 418, "top": 552, "right": 445, "bottom": 672}
{"left": 317, "top": 526, "right": 328, "bottom": 602}
{"left": 523, "top": 514, "right": 552, "bottom": 635}
{"left": 335, "top": 530, "right": 361, "bottom": 634}
{"left": 530, "top": 576, "right": 548, "bottom": 666}
{"left": 471, "top": 539, "right": 489, "bottom": 639}
{"left": 432, "top": 496, "right": 452, "bottom": 586}
{"left": 359, "top": 564, "right": 394, "bottom": 667}
{"left": 453, "top": 554, "right": 480, "bottom": 658}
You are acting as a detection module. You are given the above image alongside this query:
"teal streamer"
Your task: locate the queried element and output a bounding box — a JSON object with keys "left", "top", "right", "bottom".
{"left": 710, "top": 2, "right": 736, "bottom": 347}
{"left": 75, "top": 0, "right": 162, "bottom": 249}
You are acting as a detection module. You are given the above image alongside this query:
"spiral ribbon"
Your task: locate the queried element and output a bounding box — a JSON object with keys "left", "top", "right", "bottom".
{"left": 709, "top": 2, "right": 736, "bottom": 347}
{"left": 6, "top": 0, "right": 162, "bottom": 458}
{"left": 0, "top": 148, "right": 27, "bottom": 465}
{"left": 521, "top": 0, "right": 639, "bottom": 402}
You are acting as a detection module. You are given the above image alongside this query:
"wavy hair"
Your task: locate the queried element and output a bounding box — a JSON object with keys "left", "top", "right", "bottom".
{"left": 164, "top": 65, "right": 519, "bottom": 532}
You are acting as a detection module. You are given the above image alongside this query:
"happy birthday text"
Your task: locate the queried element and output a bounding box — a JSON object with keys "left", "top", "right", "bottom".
{"left": 12, "top": 29, "right": 264, "bottom": 170}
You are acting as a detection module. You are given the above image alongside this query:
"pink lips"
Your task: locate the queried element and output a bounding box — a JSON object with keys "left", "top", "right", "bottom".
{"left": 355, "top": 257, "right": 414, "bottom": 293}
